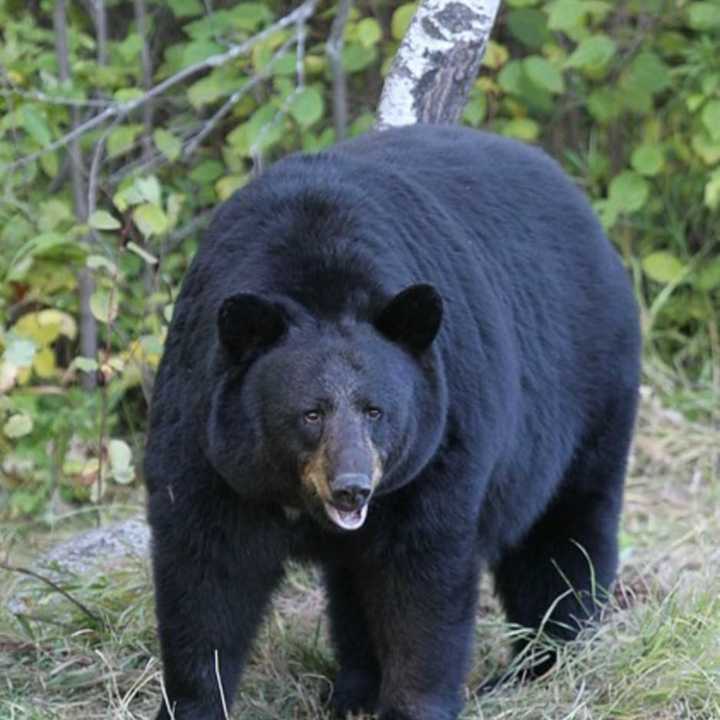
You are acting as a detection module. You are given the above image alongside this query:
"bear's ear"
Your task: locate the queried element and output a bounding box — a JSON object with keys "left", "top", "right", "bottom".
{"left": 217, "top": 293, "right": 287, "bottom": 358}
{"left": 375, "top": 284, "right": 443, "bottom": 353}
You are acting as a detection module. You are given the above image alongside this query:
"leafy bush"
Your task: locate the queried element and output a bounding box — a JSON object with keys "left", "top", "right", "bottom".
{"left": 0, "top": 0, "right": 718, "bottom": 517}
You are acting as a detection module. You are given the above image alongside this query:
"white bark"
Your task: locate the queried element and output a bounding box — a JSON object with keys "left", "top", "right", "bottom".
{"left": 376, "top": 0, "right": 501, "bottom": 129}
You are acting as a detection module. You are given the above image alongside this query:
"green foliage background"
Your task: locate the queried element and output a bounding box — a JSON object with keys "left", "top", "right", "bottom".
{"left": 0, "top": 0, "right": 718, "bottom": 518}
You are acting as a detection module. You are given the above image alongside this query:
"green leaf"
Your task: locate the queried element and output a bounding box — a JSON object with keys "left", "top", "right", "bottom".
{"left": 697, "top": 258, "right": 720, "bottom": 291}
{"left": 167, "top": 0, "right": 203, "bottom": 17}
{"left": 180, "top": 40, "right": 223, "bottom": 68}
{"left": 107, "top": 124, "right": 143, "bottom": 158}
{"left": 608, "top": 171, "right": 649, "bottom": 213}
{"left": 565, "top": 34, "right": 616, "bottom": 73}
{"left": 546, "top": 0, "right": 586, "bottom": 33}
{"left": 502, "top": 118, "right": 540, "bottom": 141}
{"left": 391, "top": 3, "right": 417, "bottom": 40}
{"left": 687, "top": 2, "right": 720, "bottom": 30}
{"left": 188, "top": 73, "right": 228, "bottom": 108}
{"left": 90, "top": 289, "right": 119, "bottom": 324}
{"left": 88, "top": 210, "right": 121, "bottom": 231}
{"left": 507, "top": 9, "right": 551, "bottom": 49}
{"left": 463, "top": 93, "right": 487, "bottom": 127}
{"left": 342, "top": 44, "right": 377, "bottom": 73}
{"left": 704, "top": 169, "right": 720, "bottom": 210}
{"left": 642, "top": 252, "right": 687, "bottom": 284}
{"left": 136, "top": 176, "right": 162, "bottom": 206}
{"left": 498, "top": 60, "right": 524, "bottom": 95}
{"left": 39, "top": 199, "right": 73, "bottom": 231}
{"left": 189, "top": 160, "right": 224, "bottom": 184}
{"left": 624, "top": 52, "right": 671, "bottom": 96}
{"left": 691, "top": 132, "right": 720, "bottom": 165}
{"left": 631, "top": 145, "right": 664, "bottom": 177}
{"left": 357, "top": 18, "right": 382, "bottom": 48}
{"left": 19, "top": 105, "right": 51, "bottom": 146}
{"left": 153, "top": 128, "right": 182, "bottom": 161}
{"left": 523, "top": 56, "right": 565, "bottom": 94}
{"left": 587, "top": 88, "right": 622, "bottom": 123}
{"left": 229, "top": 3, "right": 273, "bottom": 31}
{"left": 133, "top": 203, "right": 169, "bottom": 238}
{"left": 701, "top": 100, "right": 720, "bottom": 142}
{"left": 288, "top": 87, "right": 324, "bottom": 128}
{"left": 3, "top": 414, "right": 33, "bottom": 439}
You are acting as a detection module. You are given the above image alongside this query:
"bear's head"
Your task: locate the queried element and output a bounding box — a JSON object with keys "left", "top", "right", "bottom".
{"left": 205, "top": 284, "right": 447, "bottom": 531}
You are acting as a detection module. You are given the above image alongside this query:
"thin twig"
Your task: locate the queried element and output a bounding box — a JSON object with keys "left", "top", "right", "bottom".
{"left": 0, "top": 86, "right": 113, "bottom": 108}
{"left": 2, "top": 0, "right": 319, "bottom": 172}
{"left": 326, "top": 0, "right": 353, "bottom": 141}
{"left": 0, "top": 561, "right": 103, "bottom": 625}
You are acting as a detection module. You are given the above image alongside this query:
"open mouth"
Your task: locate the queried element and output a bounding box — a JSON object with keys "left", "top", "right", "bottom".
{"left": 322, "top": 501, "right": 369, "bottom": 531}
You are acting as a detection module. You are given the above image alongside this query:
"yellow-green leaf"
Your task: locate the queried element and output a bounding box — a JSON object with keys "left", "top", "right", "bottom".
{"left": 524, "top": 56, "right": 565, "bottom": 94}
{"left": 391, "top": 3, "right": 417, "bottom": 40}
{"left": 90, "top": 289, "right": 119, "bottom": 324}
{"left": 288, "top": 87, "right": 324, "bottom": 128}
{"left": 133, "top": 203, "right": 169, "bottom": 238}
{"left": 608, "top": 171, "right": 649, "bottom": 213}
{"left": 631, "top": 145, "right": 664, "bottom": 177}
{"left": 153, "top": 129, "right": 182, "bottom": 161}
{"left": 356, "top": 18, "right": 382, "bottom": 48}
{"left": 642, "top": 252, "right": 686, "bottom": 284}
{"left": 701, "top": 100, "right": 720, "bottom": 142}
{"left": 89, "top": 210, "right": 121, "bottom": 230}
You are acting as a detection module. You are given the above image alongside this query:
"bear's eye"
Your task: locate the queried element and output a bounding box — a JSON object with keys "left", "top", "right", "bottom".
{"left": 365, "top": 407, "right": 383, "bottom": 420}
{"left": 303, "top": 410, "right": 323, "bottom": 425}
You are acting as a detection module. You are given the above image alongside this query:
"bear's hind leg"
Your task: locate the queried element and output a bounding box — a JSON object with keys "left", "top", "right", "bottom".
{"left": 324, "top": 565, "right": 381, "bottom": 717}
{"left": 492, "top": 396, "right": 637, "bottom": 680}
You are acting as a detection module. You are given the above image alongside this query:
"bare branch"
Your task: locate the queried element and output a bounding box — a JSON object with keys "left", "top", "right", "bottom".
{"left": 92, "top": 0, "right": 109, "bottom": 66}
{"left": 2, "top": 0, "right": 319, "bottom": 172}
{"left": 376, "top": 0, "right": 501, "bottom": 129}
{"left": 326, "top": 0, "right": 353, "bottom": 141}
{"left": 54, "top": 0, "right": 97, "bottom": 390}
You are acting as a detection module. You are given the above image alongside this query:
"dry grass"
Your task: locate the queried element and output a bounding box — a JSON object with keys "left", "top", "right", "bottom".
{"left": 1, "top": 382, "right": 718, "bottom": 719}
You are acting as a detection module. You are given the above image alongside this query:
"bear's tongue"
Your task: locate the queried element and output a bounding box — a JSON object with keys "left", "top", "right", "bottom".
{"left": 323, "top": 501, "right": 368, "bottom": 531}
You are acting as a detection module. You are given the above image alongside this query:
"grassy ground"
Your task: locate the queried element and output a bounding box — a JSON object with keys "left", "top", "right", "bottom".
{"left": 1, "top": 383, "right": 718, "bottom": 719}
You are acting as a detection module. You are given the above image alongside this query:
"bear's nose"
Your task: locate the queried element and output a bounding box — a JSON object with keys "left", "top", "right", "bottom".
{"left": 331, "top": 473, "right": 371, "bottom": 511}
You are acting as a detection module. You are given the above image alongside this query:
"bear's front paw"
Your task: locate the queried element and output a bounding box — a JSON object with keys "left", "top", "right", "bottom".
{"left": 328, "top": 667, "right": 379, "bottom": 717}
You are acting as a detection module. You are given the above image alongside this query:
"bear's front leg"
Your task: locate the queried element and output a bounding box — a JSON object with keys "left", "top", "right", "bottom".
{"left": 149, "top": 492, "right": 287, "bottom": 720}
{"left": 362, "top": 537, "right": 480, "bottom": 720}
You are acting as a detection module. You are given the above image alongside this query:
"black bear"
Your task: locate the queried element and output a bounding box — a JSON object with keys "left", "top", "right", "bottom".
{"left": 144, "top": 125, "right": 640, "bottom": 720}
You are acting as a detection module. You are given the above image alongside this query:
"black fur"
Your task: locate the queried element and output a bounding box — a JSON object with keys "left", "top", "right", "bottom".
{"left": 145, "top": 125, "right": 641, "bottom": 720}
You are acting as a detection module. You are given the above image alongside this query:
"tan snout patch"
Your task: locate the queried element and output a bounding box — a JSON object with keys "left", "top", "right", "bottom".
{"left": 301, "top": 442, "right": 332, "bottom": 502}
{"left": 301, "top": 439, "right": 384, "bottom": 499}
{"left": 371, "top": 444, "right": 383, "bottom": 489}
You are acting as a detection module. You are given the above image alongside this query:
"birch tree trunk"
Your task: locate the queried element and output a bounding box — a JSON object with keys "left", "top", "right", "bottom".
{"left": 376, "top": 0, "right": 502, "bottom": 129}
